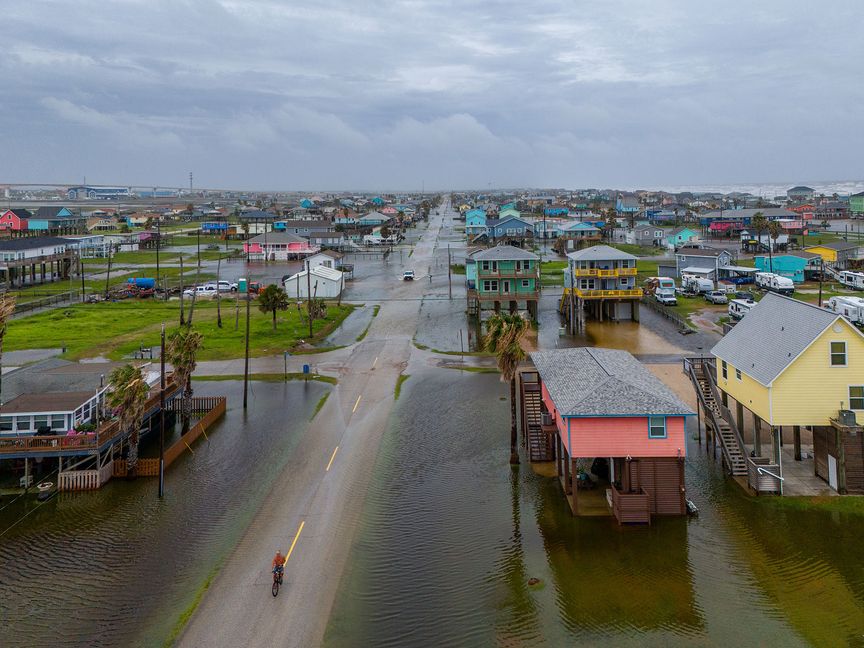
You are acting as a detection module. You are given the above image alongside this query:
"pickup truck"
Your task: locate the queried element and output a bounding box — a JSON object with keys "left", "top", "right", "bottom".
{"left": 183, "top": 285, "right": 217, "bottom": 298}
{"left": 655, "top": 292, "right": 677, "bottom": 306}
{"left": 403, "top": 270, "right": 415, "bottom": 281}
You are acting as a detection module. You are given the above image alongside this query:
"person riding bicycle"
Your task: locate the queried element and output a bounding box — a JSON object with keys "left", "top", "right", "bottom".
{"left": 272, "top": 550, "right": 285, "bottom": 577}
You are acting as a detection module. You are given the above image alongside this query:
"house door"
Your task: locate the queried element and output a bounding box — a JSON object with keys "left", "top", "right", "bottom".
{"left": 502, "top": 280, "right": 511, "bottom": 294}
{"left": 828, "top": 455, "right": 838, "bottom": 490}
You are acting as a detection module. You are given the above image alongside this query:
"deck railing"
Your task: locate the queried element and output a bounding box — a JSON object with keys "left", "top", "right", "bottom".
{"left": 573, "top": 267, "right": 638, "bottom": 277}
{"left": 747, "top": 457, "right": 782, "bottom": 494}
{"left": 611, "top": 485, "right": 651, "bottom": 524}
{"left": 569, "top": 288, "right": 642, "bottom": 299}
{"left": 0, "top": 376, "right": 178, "bottom": 456}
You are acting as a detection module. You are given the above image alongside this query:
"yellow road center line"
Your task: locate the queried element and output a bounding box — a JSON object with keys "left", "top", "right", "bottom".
{"left": 372, "top": 356, "right": 378, "bottom": 368}
{"left": 352, "top": 395, "right": 362, "bottom": 413}
{"left": 283, "top": 520, "right": 305, "bottom": 566}
{"left": 325, "top": 446, "right": 339, "bottom": 472}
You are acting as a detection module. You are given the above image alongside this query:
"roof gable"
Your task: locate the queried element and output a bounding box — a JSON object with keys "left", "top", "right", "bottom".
{"left": 710, "top": 293, "right": 849, "bottom": 385}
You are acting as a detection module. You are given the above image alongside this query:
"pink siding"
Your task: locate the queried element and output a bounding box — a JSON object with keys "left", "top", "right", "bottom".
{"left": 568, "top": 416, "right": 687, "bottom": 458}
{"left": 540, "top": 382, "right": 568, "bottom": 440}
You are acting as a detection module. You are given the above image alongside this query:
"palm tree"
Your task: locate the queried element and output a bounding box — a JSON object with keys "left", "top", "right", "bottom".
{"left": 107, "top": 364, "right": 150, "bottom": 476}
{"left": 767, "top": 220, "right": 783, "bottom": 273}
{"left": 483, "top": 312, "right": 529, "bottom": 465}
{"left": 0, "top": 292, "right": 17, "bottom": 403}
{"left": 258, "top": 284, "right": 289, "bottom": 330}
{"left": 750, "top": 212, "right": 767, "bottom": 254}
{"left": 165, "top": 326, "right": 203, "bottom": 433}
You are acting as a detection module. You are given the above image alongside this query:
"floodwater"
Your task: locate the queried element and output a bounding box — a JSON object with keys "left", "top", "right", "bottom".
{"left": 325, "top": 370, "right": 864, "bottom": 647}
{"left": 0, "top": 379, "right": 329, "bottom": 648}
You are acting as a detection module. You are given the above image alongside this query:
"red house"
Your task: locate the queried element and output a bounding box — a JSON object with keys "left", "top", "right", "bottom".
{"left": 0, "top": 208, "right": 32, "bottom": 231}
{"left": 523, "top": 348, "right": 694, "bottom": 523}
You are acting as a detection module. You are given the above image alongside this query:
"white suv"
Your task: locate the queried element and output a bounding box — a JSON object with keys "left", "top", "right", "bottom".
{"left": 183, "top": 285, "right": 217, "bottom": 298}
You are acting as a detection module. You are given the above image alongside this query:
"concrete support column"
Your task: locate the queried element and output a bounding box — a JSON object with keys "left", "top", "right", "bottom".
{"left": 754, "top": 416, "right": 762, "bottom": 457}
{"left": 632, "top": 299, "right": 640, "bottom": 322}
{"left": 793, "top": 425, "right": 802, "bottom": 461}
{"left": 570, "top": 458, "right": 578, "bottom": 508}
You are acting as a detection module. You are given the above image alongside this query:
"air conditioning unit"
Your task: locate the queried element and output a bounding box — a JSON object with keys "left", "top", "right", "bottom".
{"left": 838, "top": 410, "right": 858, "bottom": 426}
{"left": 541, "top": 412, "right": 553, "bottom": 427}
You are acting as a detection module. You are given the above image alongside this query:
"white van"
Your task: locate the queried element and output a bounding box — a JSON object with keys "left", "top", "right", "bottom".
{"left": 839, "top": 270, "right": 864, "bottom": 291}
{"left": 728, "top": 298, "right": 756, "bottom": 320}
{"left": 755, "top": 272, "right": 794, "bottom": 295}
{"left": 827, "top": 296, "right": 864, "bottom": 325}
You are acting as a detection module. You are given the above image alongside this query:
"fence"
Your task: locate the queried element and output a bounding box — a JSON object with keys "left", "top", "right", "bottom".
{"left": 164, "top": 397, "right": 227, "bottom": 466}
{"left": 640, "top": 296, "right": 692, "bottom": 330}
{"left": 113, "top": 458, "right": 160, "bottom": 478}
{"left": 13, "top": 291, "right": 78, "bottom": 314}
{"left": 58, "top": 469, "right": 100, "bottom": 492}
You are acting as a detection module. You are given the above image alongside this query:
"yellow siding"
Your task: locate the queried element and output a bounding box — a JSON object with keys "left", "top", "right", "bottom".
{"left": 804, "top": 246, "right": 838, "bottom": 263}
{"left": 716, "top": 361, "right": 771, "bottom": 422}
{"left": 771, "top": 320, "right": 864, "bottom": 426}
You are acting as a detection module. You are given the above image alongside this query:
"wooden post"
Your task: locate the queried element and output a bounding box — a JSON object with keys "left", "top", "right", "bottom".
{"left": 564, "top": 447, "right": 572, "bottom": 494}
{"left": 793, "top": 425, "right": 802, "bottom": 461}
{"left": 696, "top": 401, "right": 702, "bottom": 444}
{"left": 570, "top": 458, "right": 579, "bottom": 514}
{"left": 754, "top": 416, "right": 762, "bottom": 457}
{"left": 837, "top": 425, "right": 847, "bottom": 494}
{"left": 736, "top": 401, "right": 744, "bottom": 437}
{"left": 771, "top": 426, "right": 780, "bottom": 465}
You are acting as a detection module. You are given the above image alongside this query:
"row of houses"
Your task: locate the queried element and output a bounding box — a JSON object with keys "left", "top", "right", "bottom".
{"left": 0, "top": 207, "right": 86, "bottom": 234}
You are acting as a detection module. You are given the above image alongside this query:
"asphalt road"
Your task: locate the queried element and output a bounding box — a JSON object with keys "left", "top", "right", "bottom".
{"left": 178, "top": 201, "right": 453, "bottom": 648}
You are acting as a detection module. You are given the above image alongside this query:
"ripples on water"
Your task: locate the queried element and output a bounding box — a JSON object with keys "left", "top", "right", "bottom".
{"left": 0, "top": 380, "right": 327, "bottom": 648}
{"left": 325, "top": 370, "right": 864, "bottom": 647}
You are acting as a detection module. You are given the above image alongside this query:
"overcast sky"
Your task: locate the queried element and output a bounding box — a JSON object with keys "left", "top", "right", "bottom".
{"left": 2, "top": 0, "right": 862, "bottom": 191}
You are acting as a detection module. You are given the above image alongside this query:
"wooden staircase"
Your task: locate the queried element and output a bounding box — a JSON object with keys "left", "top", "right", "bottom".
{"left": 689, "top": 360, "right": 748, "bottom": 476}
{"left": 520, "top": 372, "right": 554, "bottom": 462}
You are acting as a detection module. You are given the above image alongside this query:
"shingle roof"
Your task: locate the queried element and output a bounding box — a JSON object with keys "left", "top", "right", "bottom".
{"left": 0, "top": 236, "right": 71, "bottom": 251}
{"left": 247, "top": 232, "right": 308, "bottom": 244}
{"left": 1, "top": 391, "right": 95, "bottom": 414}
{"left": 676, "top": 246, "right": 727, "bottom": 258}
{"left": 238, "top": 210, "right": 280, "bottom": 220}
{"left": 530, "top": 348, "right": 693, "bottom": 417}
{"left": 566, "top": 244, "right": 636, "bottom": 262}
{"left": 710, "top": 293, "right": 844, "bottom": 386}
{"left": 807, "top": 241, "right": 859, "bottom": 252}
{"left": 470, "top": 245, "right": 538, "bottom": 261}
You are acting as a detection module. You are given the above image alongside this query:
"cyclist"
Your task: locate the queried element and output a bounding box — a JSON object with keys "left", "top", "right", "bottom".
{"left": 272, "top": 550, "right": 285, "bottom": 579}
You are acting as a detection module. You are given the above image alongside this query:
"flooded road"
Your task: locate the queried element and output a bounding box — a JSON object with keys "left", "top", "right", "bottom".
{"left": 0, "top": 379, "right": 329, "bottom": 647}
{"left": 325, "top": 370, "right": 864, "bottom": 647}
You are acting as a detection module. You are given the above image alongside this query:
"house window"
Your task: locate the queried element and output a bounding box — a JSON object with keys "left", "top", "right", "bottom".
{"left": 619, "top": 277, "right": 628, "bottom": 285}
{"left": 722, "top": 360, "right": 728, "bottom": 380}
{"left": 521, "top": 279, "right": 530, "bottom": 288}
{"left": 51, "top": 415, "right": 65, "bottom": 429}
{"left": 16, "top": 417, "right": 30, "bottom": 431}
{"left": 830, "top": 341, "right": 847, "bottom": 367}
{"left": 0, "top": 416, "right": 11, "bottom": 432}
{"left": 33, "top": 416, "right": 48, "bottom": 429}
{"left": 735, "top": 368, "right": 742, "bottom": 381}
{"left": 850, "top": 386, "right": 864, "bottom": 410}
{"left": 481, "top": 260, "right": 490, "bottom": 271}
{"left": 482, "top": 280, "right": 498, "bottom": 292}
{"left": 648, "top": 416, "right": 667, "bottom": 439}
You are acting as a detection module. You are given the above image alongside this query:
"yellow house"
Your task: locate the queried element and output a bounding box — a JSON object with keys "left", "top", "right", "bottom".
{"left": 803, "top": 241, "right": 860, "bottom": 267}
{"left": 711, "top": 292, "right": 864, "bottom": 428}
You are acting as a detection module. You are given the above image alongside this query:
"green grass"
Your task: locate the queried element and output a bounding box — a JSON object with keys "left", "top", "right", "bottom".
{"left": 610, "top": 243, "right": 665, "bottom": 256}
{"left": 312, "top": 392, "right": 331, "bottom": 419}
{"left": 540, "top": 260, "right": 567, "bottom": 287}
{"left": 394, "top": 374, "right": 410, "bottom": 400}
{"left": 163, "top": 562, "right": 221, "bottom": 647}
{"left": 450, "top": 263, "right": 466, "bottom": 275}
{"left": 6, "top": 301, "right": 355, "bottom": 361}
{"left": 372, "top": 305, "right": 380, "bottom": 317}
{"left": 444, "top": 365, "right": 500, "bottom": 373}
{"left": 752, "top": 494, "right": 864, "bottom": 517}
{"left": 636, "top": 259, "right": 660, "bottom": 279}
{"left": 356, "top": 324, "right": 371, "bottom": 342}
{"left": 194, "top": 373, "right": 338, "bottom": 385}
{"left": 412, "top": 341, "right": 429, "bottom": 350}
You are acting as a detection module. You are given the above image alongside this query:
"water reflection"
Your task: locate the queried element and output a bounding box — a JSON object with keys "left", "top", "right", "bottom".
{"left": 0, "top": 380, "right": 328, "bottom": 648}
{"left": 325, "top": 369, "right": 864, "bottom": 647}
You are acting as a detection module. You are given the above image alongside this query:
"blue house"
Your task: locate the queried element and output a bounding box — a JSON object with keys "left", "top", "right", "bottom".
{"left": 616, "top": 195, "right": 640, "bottom": 216}
{"left": 371, "top": 196, "right": 385, "bottom": 206}
{"left": 465, "top": 209, "right": 487, "bottom": 236}
{"left": 300, "top": 198, "right": 314, "bottom": 209}
{"left": 28, "top": 207, "right": 85, "bottom": 232}
{"left": 754, "top": 251, "right": 821, "bottom": 283}
{"left": 357, "top": 211, "right": 391, "bottom": 227}
{"left": 501, "top": 201, "right": 517, "bottom": 212}
{"left": 485, "top": 216, "right": 534, "bottom": 240}
{"left": 544, "top": 206, "right": 569, "bottom": 217}
{"left": 665, "top": 226, "right": 699, "bottom": 251}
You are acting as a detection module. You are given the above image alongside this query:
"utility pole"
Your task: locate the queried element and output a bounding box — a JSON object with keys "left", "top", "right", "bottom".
{"left": 158, "top": 323, "right": 166, "bottom": 498}
{"left": 156, "top": 220, "right": 162, "bottom": 299}
{"left": 197, "top": 229, "right": 201, "bottom": 268}
{"left": 243, "top": 288, "right": 251, "bottom": 409}
{"left": 306, "top": 258, "right": 313, "bottom": 338}
{"left": 818, "top": 259, "right": 824, "bottom": 307}
{"left": 189, "top": 171, "right": 193, "bottom": 195}
{"left": 447, "top": 244, "right": 452, "bottom": 299}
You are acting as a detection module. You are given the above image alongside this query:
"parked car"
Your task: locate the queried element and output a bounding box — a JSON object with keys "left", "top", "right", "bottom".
{"left": 733, "top": 290, "right": 754, "bottom": 301}
{"left": 201, "top": 281, "right": 237, "bottom": 293}
{"left": 403, "top": 270, "right": 415, "bottom": 281}
{"left": 183, "top": 285, "right": 217, "bottom": 298}
{"left": 705, "top": 290, "right": 728, "bottom": 304}
{"left": 655, "top": 292, "right": 677, "bottom": 306}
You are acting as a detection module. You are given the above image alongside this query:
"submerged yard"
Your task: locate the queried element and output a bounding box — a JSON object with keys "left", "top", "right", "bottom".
{"left": 5, "top": 300, "right": 354, "bottom": 360}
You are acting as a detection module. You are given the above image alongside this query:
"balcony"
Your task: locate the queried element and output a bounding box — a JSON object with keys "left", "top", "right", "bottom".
{"left": 468, "top": 288, "right": 539, "bottom": 302}
{"left": 569, "top": 288, "right": 642, "bottom": 299}
{"left": 572, "top": 267, "right": 637, "bottom": 277}
{"left": 476, "top": 269, "right": 538, "bottom": 279}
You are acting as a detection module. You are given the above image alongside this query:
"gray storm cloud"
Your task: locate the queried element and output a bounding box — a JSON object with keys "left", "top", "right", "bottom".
{"left": 1, "top": 0, "right": 861, "bottom": 190}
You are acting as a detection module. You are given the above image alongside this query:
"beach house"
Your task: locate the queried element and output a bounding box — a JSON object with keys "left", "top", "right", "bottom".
{"left": 523, "top": 348, "right": 693, "bottom": 522}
